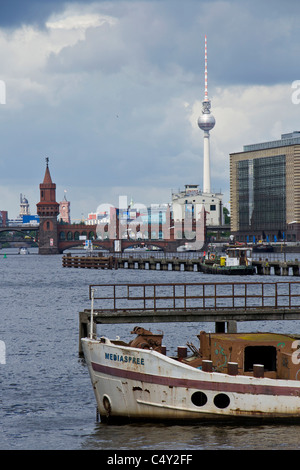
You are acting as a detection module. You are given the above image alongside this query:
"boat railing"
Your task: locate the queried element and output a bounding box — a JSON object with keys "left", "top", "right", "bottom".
{"left": 88, "top": 281, "right": 300, "bottom": 312}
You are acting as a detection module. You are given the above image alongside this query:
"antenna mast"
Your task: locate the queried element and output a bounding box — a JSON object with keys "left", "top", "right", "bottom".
{"left": 197, "top": 35, "right": 215, "bottom": 194}
{"left": 204, "top": 35, "right": 208, "bottom": 101}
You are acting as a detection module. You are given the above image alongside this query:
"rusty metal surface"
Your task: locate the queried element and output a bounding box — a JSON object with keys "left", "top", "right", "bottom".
{"left": 124, "top": 326, "right": 300, "bottom": 382}
{"left": 128, "top": 326, "right": 163, "bottom": 352}
{"left": 88, "top": 281, "right": 300, "bottom": 312}
{"left": 196, "top": 330, "right": 300, "bottom": 381}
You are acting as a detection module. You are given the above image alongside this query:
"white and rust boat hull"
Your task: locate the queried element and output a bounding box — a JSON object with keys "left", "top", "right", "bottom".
{"left": 81, "top": 337, "right": 300, "bottom": 423}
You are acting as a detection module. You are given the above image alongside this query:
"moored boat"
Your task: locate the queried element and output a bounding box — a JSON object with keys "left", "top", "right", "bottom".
{"left": 253, "top": 243, "right": 274, "bottom": 253}
{"left": 18, "top": 247, "right": 29, "bottom": 255}
{"left": 200, "top": 245, "right": 255, "bottom": 275}
{"left": 81, "top": 324, "right": 300, "bottom": 423}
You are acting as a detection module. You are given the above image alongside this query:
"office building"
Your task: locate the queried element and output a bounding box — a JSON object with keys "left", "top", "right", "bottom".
{"left": 230, "top": 131, "right": 300, "bottom": 242}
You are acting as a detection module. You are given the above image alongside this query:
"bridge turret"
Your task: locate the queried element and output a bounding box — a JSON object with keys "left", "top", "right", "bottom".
{"left": 36, "top": 158, "right": 60, "bottom": 254}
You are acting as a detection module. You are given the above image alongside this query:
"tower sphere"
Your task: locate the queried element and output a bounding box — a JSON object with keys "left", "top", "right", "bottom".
{"left": 198, "top": 112, "right": 215, "bottom": 132}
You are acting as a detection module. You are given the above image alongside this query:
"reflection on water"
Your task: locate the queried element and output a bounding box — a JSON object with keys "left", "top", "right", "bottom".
{"left": 83, "top": 422, "right": 300, "bottom": 450}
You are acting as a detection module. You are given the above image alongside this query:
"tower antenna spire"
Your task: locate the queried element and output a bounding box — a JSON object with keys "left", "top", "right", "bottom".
{"left": 204, "top": 34, "right": 208, "bottom": 101}
{"left": 197, "top": 35, "right": 215, "bottom": 194}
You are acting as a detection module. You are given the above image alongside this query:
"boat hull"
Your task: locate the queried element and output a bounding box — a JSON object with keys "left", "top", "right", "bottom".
{"left": 200, "top": 263, "right": 255, "bottom": 275}
{"left": 82, "top": 337, "right": 300, "bottom": 423}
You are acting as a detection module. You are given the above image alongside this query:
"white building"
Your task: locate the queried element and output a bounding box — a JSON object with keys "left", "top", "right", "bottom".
{"left": 172, "top": 184, "right": 223, "bottom": 226}
{"left": 19, "top": 194, "right": 30, "bottom": 217}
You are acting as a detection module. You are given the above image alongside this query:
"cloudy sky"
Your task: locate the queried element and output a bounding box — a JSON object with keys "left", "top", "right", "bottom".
{"left": 1, "top": 0, "right": 300, "bottom": 220}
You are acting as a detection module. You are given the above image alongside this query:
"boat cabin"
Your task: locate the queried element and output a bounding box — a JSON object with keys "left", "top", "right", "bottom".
{"left": 225, "top": 246, "right": 252, "bottom": 267}
{"left": 189, "top": 331, "right": 300, "bottom": 380}
{"left": 128, "top": 326, "right": 300, "bottom": 381}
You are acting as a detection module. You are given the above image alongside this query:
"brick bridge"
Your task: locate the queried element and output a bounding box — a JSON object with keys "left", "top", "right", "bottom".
{"left": 0, "top": 220, "right": 203, "bottom": 253}
{"left": 56, "top": 222, "right": 190, "bottom": 253}
{"left": 5, "top": 161, "right": 205, "bottom": 254}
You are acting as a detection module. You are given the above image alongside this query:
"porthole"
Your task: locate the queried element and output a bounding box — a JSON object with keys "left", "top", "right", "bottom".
{"left": 213, "top": 393, "right": 230, "bottom": 409}
{"left": 103, "top": 395, "right": 112, "bottom": 416}
{"left": 191, "top": 391, "right": 208, "bottom": 407}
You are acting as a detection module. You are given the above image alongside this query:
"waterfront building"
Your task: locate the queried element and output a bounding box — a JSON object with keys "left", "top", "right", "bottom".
{"left": 59, "top": 191, "right": 71, "bottom": 223}
{"left": 0, "top": 210, "right": 8, "bottom": 226}
{"left": 19, "top": 194, "right": 30, "bottom": 217}
{"left": 172, "top": 185, "right": 223, "bottom": 226}
{"left": 6, "top": 195, "right": 39, "bottom": 226}
{"left": 22, "top": 215, "right": 39, "bottom": 225}
{"left": 230, "top": 131, "right": 300, "bottom": 243}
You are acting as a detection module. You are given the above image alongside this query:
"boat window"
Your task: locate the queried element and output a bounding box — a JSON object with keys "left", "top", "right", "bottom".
{"left": 191, "top": 391, "right": 207, "bottom": 407}
{"left": 213, "top": 393, "right": 230, "bottom": 409}
{"left": 244, "top": 346, "right": 277, "bottom": 372}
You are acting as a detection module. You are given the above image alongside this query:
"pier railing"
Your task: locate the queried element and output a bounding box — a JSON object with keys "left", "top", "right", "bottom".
{"left": 78, "top": 281, "right": 300, "bottom": 353}
{"left": 89, "top": 281, "right": 300, "bottom": 312}
{"left": 80, "top": 250, "right": 295, "bottom": 261}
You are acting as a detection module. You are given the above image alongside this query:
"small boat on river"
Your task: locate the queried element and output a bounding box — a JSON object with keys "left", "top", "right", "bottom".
{"left": 253, "top": 243, "right": 274, "bottom": 253}
{"left": 82, "top": 324, "right": 300, "bottom": 423}
{"left": 200, "top": 245, "right": 255, "bottom": 275}
{"left": 18, "top": 247, "right": 29, "bottom": 255}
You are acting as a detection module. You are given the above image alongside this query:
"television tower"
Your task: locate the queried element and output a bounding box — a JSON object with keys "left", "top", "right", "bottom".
{"left": 197, "top": 35, "right": 215, "bottom": 194}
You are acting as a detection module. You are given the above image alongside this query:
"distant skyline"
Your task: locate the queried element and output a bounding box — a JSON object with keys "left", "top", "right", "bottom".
{"left": 1, "top": 0, "right": 300, "bottom": 220}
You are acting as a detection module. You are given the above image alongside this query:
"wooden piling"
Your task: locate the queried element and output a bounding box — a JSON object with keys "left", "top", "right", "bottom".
{"left": 62, "top": 254, "right": 117, "bottom": 269}
{"left": 63, "top": 252, "right": 300, "bottom": 276}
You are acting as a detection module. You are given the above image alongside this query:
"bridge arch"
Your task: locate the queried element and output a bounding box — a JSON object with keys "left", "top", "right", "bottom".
{"left": 0, "top": 226, "right": 39, "bottom": 235}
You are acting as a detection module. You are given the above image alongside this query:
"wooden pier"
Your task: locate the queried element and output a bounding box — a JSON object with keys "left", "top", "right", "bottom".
{"left": 64, "top": 252, "right": 300, "bottom": 276}
{"left": 254, "top": 258, "right": 300, "bottom": 276}
{"left": 62, "top": 253, "right": 118, "bottom": 269}
{"left": 78, "top": 281, "right": 300, "bottom": 353}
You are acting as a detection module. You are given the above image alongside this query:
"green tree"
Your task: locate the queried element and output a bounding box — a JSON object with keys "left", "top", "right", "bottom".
{"left": 223, "top": 207, "right": 230, "bottom": 224}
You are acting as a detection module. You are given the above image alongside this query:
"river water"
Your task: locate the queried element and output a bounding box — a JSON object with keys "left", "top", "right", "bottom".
{"left": 1, "top": 248, "right": 300, "bottom": 451}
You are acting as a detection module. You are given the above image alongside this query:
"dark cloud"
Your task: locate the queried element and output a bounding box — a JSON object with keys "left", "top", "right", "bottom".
{"left": 0, "top": 0, "right": 68, "bottom": 27}
{"left": 201, "top": 0, "right": 300, "bottom": 87}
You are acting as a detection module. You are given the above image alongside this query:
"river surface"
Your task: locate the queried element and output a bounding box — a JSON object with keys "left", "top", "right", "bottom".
{"left": 1, "top": 248, "right": 300, "bottom": 450}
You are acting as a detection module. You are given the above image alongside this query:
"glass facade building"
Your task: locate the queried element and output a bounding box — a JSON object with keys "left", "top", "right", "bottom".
{"left": 237, "top": 155, "right": 286, "bottom": 232}
{"left": 230, "top": 133, "right": 300, "bottom": 242}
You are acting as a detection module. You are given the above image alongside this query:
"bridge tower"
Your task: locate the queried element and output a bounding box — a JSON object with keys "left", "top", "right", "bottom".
{"left": 36, "top": 158, "right": 60, "bottom": 254}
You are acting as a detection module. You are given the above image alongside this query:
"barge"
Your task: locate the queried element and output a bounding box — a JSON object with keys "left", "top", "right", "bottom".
{"left": 82, "top": 324, "right": 300, "bottom": 423}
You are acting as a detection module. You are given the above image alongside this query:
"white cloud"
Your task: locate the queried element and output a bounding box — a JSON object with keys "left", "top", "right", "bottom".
{"left": 46, "top": 13, "right": 117, "bottom": 31}
{"left": 186, "top": 82, "right": 300, "bottom": 204}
